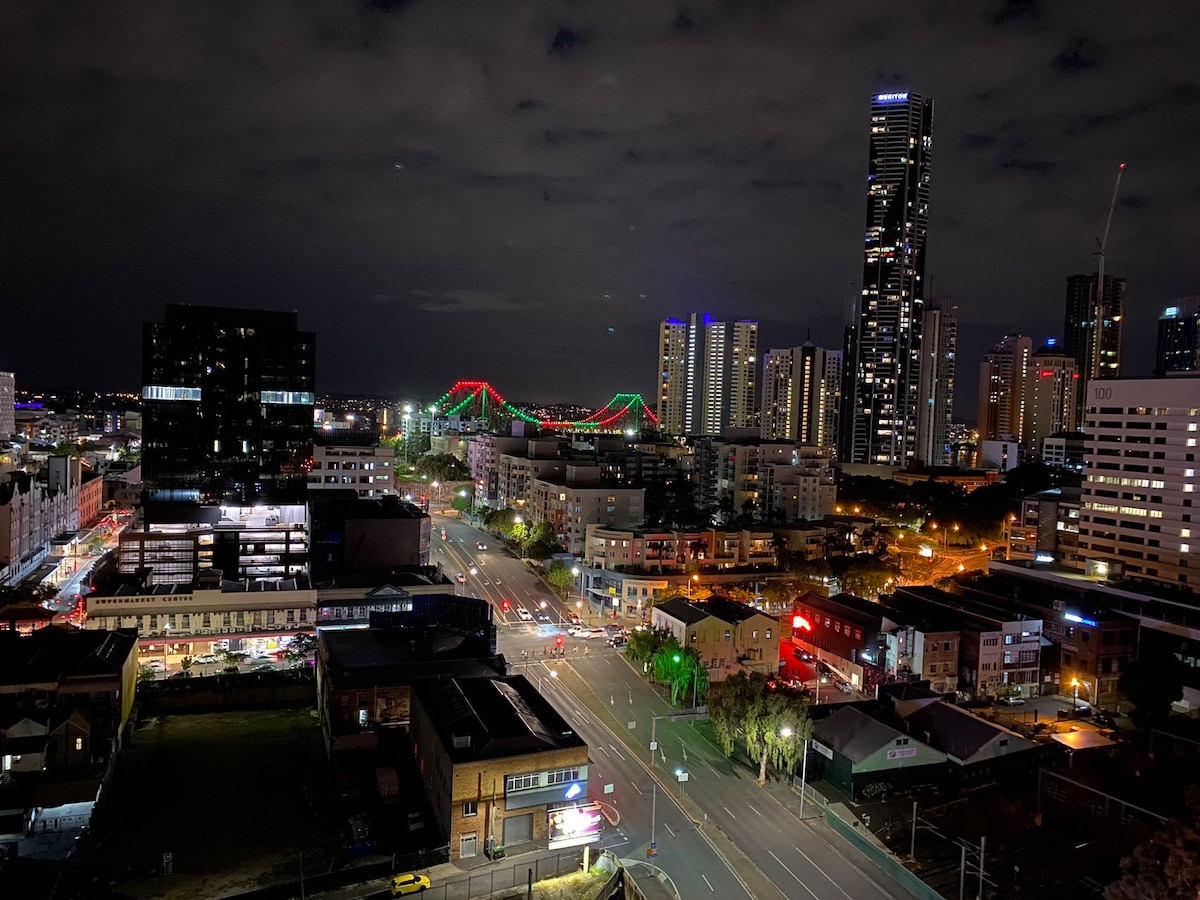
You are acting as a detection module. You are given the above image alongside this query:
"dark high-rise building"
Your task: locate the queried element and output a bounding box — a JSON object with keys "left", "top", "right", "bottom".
{"left": 141, "top": 304, "right": 316, "bottom": 507}
{"left": 847, "top": 91, "right": 934, "bottom": 466}
{"left": 1155, "top": 298, "right": 1200, "bottom": 376}
{"left": 915, "top": 302, "right": 957, "bottom": 466}
{"left": 1063, "top": 273, "right": 1125, "bottom": 421}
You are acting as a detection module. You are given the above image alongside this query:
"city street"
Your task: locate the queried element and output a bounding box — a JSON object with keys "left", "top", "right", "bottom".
{"left": 439, "top": 513, "right": 910, "bottom": 900}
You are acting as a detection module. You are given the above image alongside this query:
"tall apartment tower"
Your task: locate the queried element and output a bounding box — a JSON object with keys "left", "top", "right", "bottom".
{"left": 657, "top": 314, "right": 758, "bottom": 436}
{"left": 142, "top": 304, "right": 316, "bottom": 507}
{"left": 760, "top": 344, "right": 842, "bottom": 452}
{"left": 1078, "top": 377, "right": 1200, "bottom": 589}
{"left": 1155, "top": 298, "right": 1200, "bottom": 376}
{"left": 1064, "top": 273, "right": 1125, "bottom": 421}
{"left": 846, "top": 91, "right": 934, "bottom": 466}
{"left": 1021, "top": 342, "right": 1078, "bottom": 456}
{"left": 978, "top": 334, "right": 1034, "bottom": 442}
{"left": 915, "top": 303, "right": 957, "bottom": 466}
{"left": 0, "top": 371, "right": 13, "bottom": 438}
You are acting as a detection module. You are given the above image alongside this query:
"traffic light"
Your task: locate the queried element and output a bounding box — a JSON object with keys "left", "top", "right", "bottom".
{"left": 501, "top": 600, "right": 510, "bottom": 611}
{"left": 555, "top": 635, "right": 564, "bottom": 648}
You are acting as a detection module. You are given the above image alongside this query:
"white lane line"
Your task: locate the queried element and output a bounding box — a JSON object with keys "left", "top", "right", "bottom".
{"left": 768, "top": 850, "right": 818, "bottom": 899}
{"left": 630, "top": 783, "right": 643, "bottom": 796}
{"left": 794, "top": 845, "right": 854, "bottom": 900}
{"left": 665, "top": 823, "right": 676, "bottom": 838}
{"left": 708, "top": 764, "right": 723, "bottom": 778}
{"left": 747, "top": 803, "right": 762, "bottom": 817}
{"left": 701, "top": 874, "right": 714, "bottom": 893}
{"left": 722, "top": 806, "right": 737, "bottom": 819}
{"left": 595, "top": 745, "right": 610, "bottom": 757}
{"left": 609, "top": 744, "right": 626, "bottom": 761}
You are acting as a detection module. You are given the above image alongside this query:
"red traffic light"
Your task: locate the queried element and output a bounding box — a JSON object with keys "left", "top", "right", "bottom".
{"left": 501, "top": 600, "right": 510, "bottom": 611}
{"left": 555, "top": 635, "right": 564, "bottom": 647}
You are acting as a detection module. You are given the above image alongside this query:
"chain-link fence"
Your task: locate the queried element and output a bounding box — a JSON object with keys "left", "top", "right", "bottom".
{"left": 418, "top": 849, "right": 584, "bottom": 900}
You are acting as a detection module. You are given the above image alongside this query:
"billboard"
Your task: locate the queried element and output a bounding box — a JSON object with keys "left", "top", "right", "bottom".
{"left": 547, "top": 803, "right": 603, "bottom": 849}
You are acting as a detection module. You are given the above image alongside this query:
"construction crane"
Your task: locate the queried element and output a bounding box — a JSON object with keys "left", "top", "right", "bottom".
{"left": 1090, "top": 162, "right": 1126, "bottom": 379}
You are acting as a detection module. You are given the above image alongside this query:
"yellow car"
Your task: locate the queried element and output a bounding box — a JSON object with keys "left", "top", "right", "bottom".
{"left": 391, "top": 873, "right": 431, "bottom": 895}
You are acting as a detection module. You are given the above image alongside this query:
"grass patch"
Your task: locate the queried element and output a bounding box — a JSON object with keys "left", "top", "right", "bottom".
{"left": 106, "top": 708, "right": 339, "bottom": 898}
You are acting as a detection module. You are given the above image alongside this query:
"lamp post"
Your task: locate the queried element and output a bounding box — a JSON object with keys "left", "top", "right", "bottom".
{"left": 1071, "top": 677, "right": 1079, "bottom": 710}
{"left": 162, "top": 623, "right": 171, "bottom": 678}
{"left": 674, "top": 768, "right": 689, "bottom": 802}
{"left": 538, "top": 668, "right": 558, "bottom": 692}
{"left": 572, "top": 566, "right": 584, "bottom": 621}
{"left": 782, "top": 726, "right": 811, "bottom": 819}
{"left": 402, "top": 405, "right": 412, "bottom": 472}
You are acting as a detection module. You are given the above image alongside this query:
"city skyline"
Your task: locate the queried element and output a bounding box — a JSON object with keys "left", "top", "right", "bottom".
{"left": 4, "top": 2, "right": 1196, "bottom": 417}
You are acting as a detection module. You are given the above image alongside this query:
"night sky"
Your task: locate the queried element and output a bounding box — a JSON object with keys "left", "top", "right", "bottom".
{"left": 3, "top": 1, "right": 1196, "bottom": 419}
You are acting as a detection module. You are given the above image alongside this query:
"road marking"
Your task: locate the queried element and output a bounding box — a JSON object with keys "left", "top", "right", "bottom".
{"left": 794, "top": 845, "right": 854, "bottom": 900}
{"left": 747, "top": 803, "right": 762, "bottom": 817}
{"left": 630, "top": 783, "right": 643, "bottom": 796}
{"left": 665, "top": 823, "right": 676, "bottom": 838}
{"left": 595, "top": 745, "right": 610, "bottom": 757}
{"left": 708, "top": 765, "right": 723, "bottom": 778}
{"left": 609, "top": 744, "right": 626, "bottom": 761}
{"left": 722, "top": 806, "right": 736, "bottom": 819}
{"left": 768, "top": 850, "right": 818, "bottom": 899}
{"left": 701, "top": 874, "right": 714, "bottom": 893}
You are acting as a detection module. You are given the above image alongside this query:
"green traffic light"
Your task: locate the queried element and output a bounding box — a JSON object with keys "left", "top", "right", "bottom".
{"left": 672, "top": 654, "right": 681, "bottom": 663}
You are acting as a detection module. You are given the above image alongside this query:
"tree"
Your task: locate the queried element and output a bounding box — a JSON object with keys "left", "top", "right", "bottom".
{"left": 835, "top": 554, "right": 899, "bottom": 599}
{"left": 450, "top": 492, "right": 472, "bottom": 514}
{"left": 545, "top": 560, "right": 574, "bottom": 596}
{"left": 413, "top": 453, "right": 470, "bottom": 482}
{"left": 650, "top": 643, "right": 709, "bottom": 707}
{"left": 625, "top": 627, "right": 672, "bottom": 670}
{"left": 180, "top": 655, "right": 194, "bottom": 673}
{"left": 708, "top": 672, "right": 759, "bottom": 757}
{"left": 285, "top": 631, "right": 317, "bottom": 661}
{"left": 771, "top": 535, "right": 793, "bottom": 571}
{"left": 1105, "top": 787, "right": 1200, "bottom": 899}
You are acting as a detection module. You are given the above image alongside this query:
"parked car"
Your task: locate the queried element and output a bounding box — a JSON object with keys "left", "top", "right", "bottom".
{"left": 221, "top": 665, "right": 240, "bottom": 675}
{"left": 837, "top": 682, "right": 854, "bottom": 694}
{"left": 1093, "top": 711, "right": 1117, "bottom": 729}
{"left": 391, "top": 873, "right": 431, "bottom": 895}
{"left": 251, "top": 663, "right": 278, "bottom": 673}
{"left": 192, "top": 653, "right": 220, "bottom": 665}
{"left": 168, "top": 670, "right": 193, "bottom": 680}
{"left": 999, "top": 696, "right": 1026, "bottom": 706}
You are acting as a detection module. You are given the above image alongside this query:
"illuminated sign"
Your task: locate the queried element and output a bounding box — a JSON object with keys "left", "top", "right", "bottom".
{"left": 547, "top": 803, "right": 603, "bottom": 849}
{"left": 564, "top": 783, "right": 582, "bottom": 800}
{"left": 813, "top": 740, "right": 834, "bottom": 760}
{"left": 1064, "top": 612, "right": 1098, "bottom": 627}
{"left": 792, "top": 615, "right": 812, "bottom": 631}
{"left": 876, "top": 92, "right": 910, "bottom": 103}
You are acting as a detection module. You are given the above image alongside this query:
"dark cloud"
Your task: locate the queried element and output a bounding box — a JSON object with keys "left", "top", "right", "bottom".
{"left": 1, "top": 0, "right": 1195, "bottom": 419}
{"left": 1053, "top": 37, "right": 1108, "bottom": 74}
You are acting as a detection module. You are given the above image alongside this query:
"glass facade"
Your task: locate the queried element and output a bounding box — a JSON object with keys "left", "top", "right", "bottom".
{"left": 846, "top": 92, "right": 934, "bottom": 465}
{"left": 141, "top": 305, "right": 316, "bottom": 506}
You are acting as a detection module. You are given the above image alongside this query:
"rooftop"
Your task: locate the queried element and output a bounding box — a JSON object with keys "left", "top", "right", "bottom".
{"left": 413, "top": 675, "right": 586, "bottom": 764}
{"left": 0, "top": 627, "right": 137, "bottom": 686}
{"left": 320, "top": 625, "right": 504, "bottom": 691}
{"left": 813, "top": 705, "right": 920, "bottom": 765}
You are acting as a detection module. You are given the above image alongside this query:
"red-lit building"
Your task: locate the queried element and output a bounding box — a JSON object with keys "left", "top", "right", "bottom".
{"left": 791, "top": 591, "right": 888, "bottom": 689}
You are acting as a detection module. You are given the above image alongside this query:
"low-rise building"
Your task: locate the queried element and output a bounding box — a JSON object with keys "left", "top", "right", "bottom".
{"left": 901, "top": 700, "right": 1041, "bottom": 790}
{"left": 880, "top": 606, "right": 961, "bottom": 695}
{"left": 790, "top": 591, "right": 889, "bottom": 689}
{"left": 411, "top": 675, "right": 591, "bottom": 860}
{"left": 650, "top": 595, "right": 779, "bottom": 682}
{"left": 308, "top": 435, "right": 394, "bottom": 499}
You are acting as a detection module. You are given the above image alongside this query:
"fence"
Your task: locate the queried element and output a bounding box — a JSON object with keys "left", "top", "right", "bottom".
{"left": 417, "top": 849, "right": 584, "bottom": 900}
{"left": 824, "top": 803, "right": 943, "bottom": 900}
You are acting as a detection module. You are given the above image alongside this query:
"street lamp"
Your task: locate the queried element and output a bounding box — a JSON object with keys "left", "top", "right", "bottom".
{"left": 538, "top": 668, "right": 558, "bottom": 692}
{"left": 1071, "top": 677, "right": 1080, "bottom": 710}
{"left": 674, "top": 767, "right": 689, "bottom": 802}
{"left": 572, "top": 566, "right": 583, "bottom": 620}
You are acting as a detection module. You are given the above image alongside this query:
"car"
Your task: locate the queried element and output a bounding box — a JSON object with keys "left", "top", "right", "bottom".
{"left": 221, "top": 665, "right": 240, "bottom": 675}
{"left": 168, "top": 670, "right": 193, "bottom": 679}
{"left": 455, "top": 572, "right": 467, "bottom": 584}
{"left": 143, "top": 659, "right": 167, "bottom": 670}
{"left": 535, "top": 612, "right": 552, "bottom": 623}
{"left": 837, "top": 682, "right": 854, "bottom": 694}
{"left": 585, "top": 627, "right": 606, "bottom": 639}
{"left": 476, "top": 542, "right": 488, "bottom": 550}
{"left": 516, "top": 607, "right": 533, "bottom": 622}
{"left": 999, "top": 696, "right": 1026, "bottom": 706}
{"left": 391, "top": 873, "right": 431, "bottom": 895}
{"left": 192, "top": 654, "right": 220, "bottom": 665}
{"left": 604, "top": 623, "right": 624, "bottom": 634}
{"left": 1093, "top": 712, "right": 1117, "bottom": 729}
{"left": 608, "top": 637, "right": 628, "bottom": 649}
{"left": 251, "top": 663, "right": 278, "bottom": 672}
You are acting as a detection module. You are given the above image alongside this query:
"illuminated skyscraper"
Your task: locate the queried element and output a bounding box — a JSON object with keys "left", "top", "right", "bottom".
{"left": 1063, "top": 272, "right": 1124, "bottom": 422}
{"left": 845, "top": 91, "right": 934, "bottom": 465}
{"left": 657, "top": 314, "right": 758, "bottom": 436}
{"left": 0, "top": 371, "right": 13, "bottom": 438}
{"left": 915, "top": 303, "right": 957, "bottom": 466}
{"left": 978, "top": 334, "right": 1034, "bottom": 442}
{"left": 760, "top": 344, "right": 841, "bottom": 453}
{"left": 1155, "top": 298, "right": 1200, "bottom": 376}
